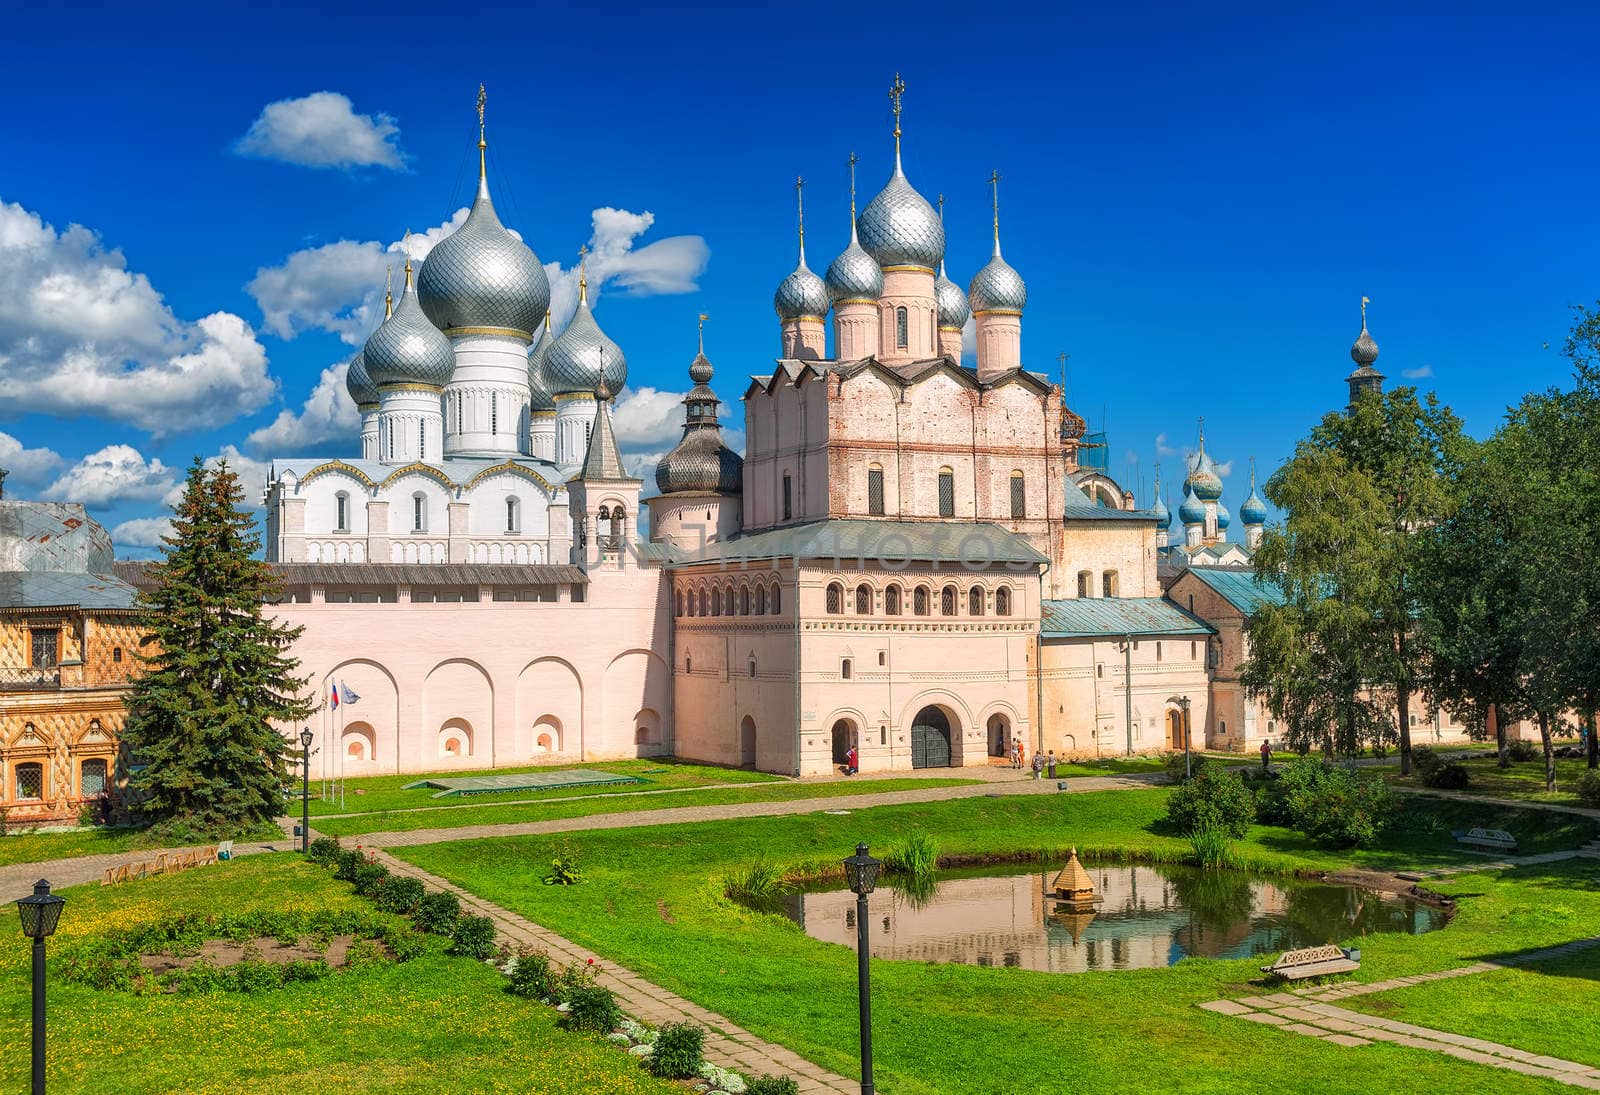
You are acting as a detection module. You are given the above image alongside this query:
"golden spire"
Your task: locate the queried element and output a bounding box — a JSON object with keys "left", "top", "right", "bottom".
{"left": 544, "top": 309, "right": 552, "bottom": 333}
{"left": 794, "top": 175, "right": 807, "bottom": 265}
{"left": 889, "top": 73, "right": 906, "bottom": 168}
{"left": 577, "top": 244, "right": 589, "bottom": 305}
{"left": 401, "top": 228, "right": 413, "bottom": 289}
{"left": 476, "top": 83, "right": 488, "bottom": 183}
{"left": 698, "top": 312, "right": 708, "bottom": 355}
{"left": 404, "top": 253, "right": 413, "bottom": 288}
{"left": 989, "top": 169, "right": 1003, "bottom": 256}
{"left": 384, "top": 265, "right": 394, "bottom": 318}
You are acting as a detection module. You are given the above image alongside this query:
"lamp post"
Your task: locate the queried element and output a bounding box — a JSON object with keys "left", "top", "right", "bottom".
{"left": 1167, "top": 695, "right": 1193, "bottom": 779}
{"left": 842, "top": 843, "right": 882, "bottom": 1095}
{"left": 17, "top": 878, "right": 65, "bottom": 1095}
{"left": 300, "top": 726, "right": 314, "bottom": 853}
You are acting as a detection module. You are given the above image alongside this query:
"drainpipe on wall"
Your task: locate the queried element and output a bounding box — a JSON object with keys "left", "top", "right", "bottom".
{"left": 1124, "top": 633, "right": 1135, "bottom": 757}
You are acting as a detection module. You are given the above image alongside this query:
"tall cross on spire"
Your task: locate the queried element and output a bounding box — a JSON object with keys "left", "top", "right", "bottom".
{"left": 384, "top": 265, "right": 394, "bottom": 318}
{"left": 476, "top": 83, "right": 488, "bottom": 182}
{"left": 989, "top": 169, "right": 1003, "bottom": 253}
{"left": 1057, "top": 351, "right": 1070, "bottom": 402}
{"left": 794, "top": 175, "right": 807, "bottom": 263}
{"left": 937, "top": 192, "right": 945, "bottom": 223}
{"left": 848, "top": 152, "right": 859, "bottom": 216}
{"left": 402, "top": 228, "right": 414, "bottom": 287}
{"left": 1361, "top": 294, "right": 1370, "bottom": 329}
{"left": 577, "top": 244, "right": 590, "bottom": 305}
{"left": 889, "top": 73, "right": 906, "bottom": 165}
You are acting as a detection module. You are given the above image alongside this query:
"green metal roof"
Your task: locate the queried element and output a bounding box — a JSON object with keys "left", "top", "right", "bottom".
{"left": 1040, "top": 597, "right": 1214, "bottom": 639}
{"left": 1062, "top": 500, "right": 1161, "bottom": 523}
{"left": 670, "top": 518, "right": 1048, "bottom": 568}
{"left": 1182, "top": 567, "right": 1285, "bottom": 614}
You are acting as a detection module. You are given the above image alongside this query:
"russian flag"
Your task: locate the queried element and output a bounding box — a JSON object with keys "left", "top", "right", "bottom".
{"left": 330, "top": 682, "right": 340, "bottom": 710}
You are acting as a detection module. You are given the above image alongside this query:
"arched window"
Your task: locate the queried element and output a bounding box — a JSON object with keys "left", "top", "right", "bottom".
{"left": 895, "top": 306, "right": 909, "bottom": 349}
{"left": 782, "top": 473, "right": 793, "bottom": 521}
{"left": 1077, "top": 570, "right": 1092, "bottom": 598}
{"left": 610, "top": 506, "right": 625, "bottom": 548}
{"left": 490, "top": 391, "right": 498, "bottom": 434}
{"left": 335, "top": 491, "right": 350, "bottom": 532}
{"left": 914, "top": 585, "right": 930, "bottom": 616}
{"left": 938, "top": 467, "right": 955, "bottom": 517}
{"left": 740, "top": 585, "right": 751, "bottom": 615}
{"left": 941, "top": 585, "right": 957, "bottom": 616}
{"left": 867, "top": 463, "right": 885, "bottom": 516}
{"left": 885, "top": 585, "right": 901, "bottom": 616}
{"left": 699, "top": 587, "right": 709, "bottom": 616}
{"left": 757, "top": 585, "right": 768, "bottom": 615}
{"left": 1102, "top": 570, "right": 1119, "bottom": 598}
{"left": 713, "top": 587, "right": 723, "bottom": 616}
{"left": 1156, "top": 641, "right": 1163, "bottom": 662}
{"left": 386, "top": 423, "right": 394, "bottom": 461}
{"left": 995, "top": 586, "right": 1011, "bottom": 616}
{"left": 686, "top": 588, "right": 696, "bottom": 617}
{"left": 770, "top": 582, "right": 782, "bottom": 614}
{"left": 419, "top": 418, "right": 426, "bottom": 455}
{"left": 969, "top": 586, "right": 985, "bottom": 616}
{"left": 826, "top": 582, "right": 844, "bottom": 614}
{"left": 505, "top": 497, "right": 520, "bottom": 533}
{"left": 841, "top": 658, "right": 853, "bottom": 680}
{"left": 749, "top": 656, "right": 757, "bottom": 679}
{"left": 856, "top": 583, "right": 872, "bottom": 614}
{"left": 1010, "top": 470, "right": 1026, "bottom": 519}
{"left": 675, "top": 590, "right": 684, "bottom": 617}
{"left": 412, "top": 493, "right": 426, "bottom": 532}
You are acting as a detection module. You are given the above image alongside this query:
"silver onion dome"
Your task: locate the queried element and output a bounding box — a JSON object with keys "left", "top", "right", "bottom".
{"left": 527, "top": 324, "right": 555, "bottom": 411}
{"left": 968, "top": 249, "right": 1027, "bottom": 313}
{"left": 345, "top": 349, "right": 379, "bottom": 406}
{"left": 655, "top": 348, "right": 743, "bottom": 495}
{"left": 363, "top": 272, "right": 456, "bottom": 389}
{"left": 417, "top": 176, "right": 550, "bottom": 337}
{"left": 857, "top": 164, "right": 944, "bottom": 270}
{"left": 825, "top": 232, "right": 883, "bottom": 303}
{"left": 935, "top": 261, "right": 970, "bottom": 330}
{"left": 774, "top": 259, "right": 830, "bottom": 321}
{"left": 1350, "top": 322, "right": 1379, "bottom": 366}
{"left": 545, "top": 296, "right": 628, "bottom": 395}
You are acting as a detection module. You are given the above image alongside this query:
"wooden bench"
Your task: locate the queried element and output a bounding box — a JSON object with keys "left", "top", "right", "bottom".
{"left": 1260, "top": 944, "right": 1360, "bottom": 981}
{"left": 1453, "top": 828, "right": 1518, "bottom": 853}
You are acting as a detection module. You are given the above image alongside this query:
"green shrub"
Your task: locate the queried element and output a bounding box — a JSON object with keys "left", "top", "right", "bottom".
{"left": 560, "top": 983, "right": 622, "bottom": 1032}
{"left": 1578, "top": 771, "right": 1600, "bottom": 809}
{"left": 228, "top": 960, "right": 286, "bottom": 994}
{"left": 1188, "top": 823, "right": 1236, "bottom": 868}
{"left": 350, "top": 862, "right": 389, "bottom": 896}
{"left": 545, "top": 841, "right": 584, "bottom": 886}
{"left": 647, "top": 1021, "right": 706, "bottom": 1079}
{"left": 747, "top": 1077, "right": 801, "bottom": 1095}
{"left": 306, "top": 836, "right": 342, "bottom": 865}
{"left": 1419, "top": 761, "right": 1471, "bottom": 790}
{"left": 1164, "top": 752, "right": 1209, "bottom": 784}
{"left": 723, "top": 857, "right": 791, "bottom": 903}
{"left": 372, "top": 875, "right": 425, "bottom": 915}
{"left": 282, "top": 959, "right": 330, "bottom": 984}
{"left": 556, "top": 957, "right": 599, "bottom": 999}
{"left": 448, "top": 914, "right": 497, "bottom": 959}
{"left": 383, "top": 926, "right": 427, "bottom": 963}
{"left": 176, "top": 958, "right": 228, "bottom": 995}
{"left": 883, "top": 829, "right": 939, "bottom": 881}
{"left": 1275, "top": 757, "right": 1396, "bottom": 848}
{"left": 413, "top": 891, "right": 461, "bottom": 934}
{"left": 1507, "top": 739, "right": 1539, "bottom": 763}
{"left": 1166, "top": 767, "right": 1255, "bottom": 839}
{"left": 332, "top": 848, "right": 365, "bottom": 881}
{"left": 507, "top": 947, "right": 554, "bottom": 998}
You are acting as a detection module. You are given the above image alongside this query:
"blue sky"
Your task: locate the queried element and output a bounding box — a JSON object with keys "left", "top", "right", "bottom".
{"left": 1, "top": 0, "right": 1595, "bottom": 554}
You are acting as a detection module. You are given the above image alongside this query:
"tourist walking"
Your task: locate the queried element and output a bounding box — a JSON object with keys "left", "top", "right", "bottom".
{"left": 1031, "top": 751, "right": 1045, "bottom": 780}
{"left": 1018, "top": 740, "right": 1027, "bottom": 773}
{"left": 1046, "top": 751, "right": 1058, "bottom": 779}
{"left": 1260, "top": 739, "right": 1272, "bottom": 771}
{"left": 1009, "top": 739, "right": 1021, "bottom": 769}
{"left": 845, "top": 745, "right": 859, "bottom": 776}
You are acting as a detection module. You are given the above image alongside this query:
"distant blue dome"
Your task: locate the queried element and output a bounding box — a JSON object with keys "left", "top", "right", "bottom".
{"left": 1151, "top": 494, "right": 1170, "bottom": 529}
{"left": 1241, "top": 490, "right": 1268, "bottom": 526}
{"left": 1178, "top": 490, "right": 1206, "bottom": 526}
{"left": 1216, "top": 502, "right": 1232, "bottom": 530}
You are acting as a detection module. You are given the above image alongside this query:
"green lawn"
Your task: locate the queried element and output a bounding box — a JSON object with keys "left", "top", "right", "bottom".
{"left": 0, "top": 854, "right": 683, "bottom": 1095}
{"left": 1388, "top": 753, "right": 1598, "bottom": 807}
{"left": 313, "top": 776, "right": 980, "bottom": 837}
{"left": 397, "top": 789, "right": 1600, "bottom": 1095}
{"left": 1340, "top": 927, "right": 1600, "bottom": 1068}
{"left": 0, "top": 827, "right": 145, "bottom": 868}
{"left": 304, "top": 757, "right": 782, "bottom": 817}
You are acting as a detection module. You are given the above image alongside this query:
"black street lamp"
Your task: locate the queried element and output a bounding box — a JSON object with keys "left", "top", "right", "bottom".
{"left": 17, "top": 878, "right": 65, "bottom": 1095}
{"left": 1167, "top": 695, "right": 1193, "bottom": 779}
{"left": 299, "top": 726, "right": 314, "bottom": 853}
{"left": 842, "top": 843, "right": 882, "bottom": 1095}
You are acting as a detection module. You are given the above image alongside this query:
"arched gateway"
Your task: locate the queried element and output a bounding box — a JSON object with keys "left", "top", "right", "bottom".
{"left": 911, "top": 706, "right": 954, "bottom": 769}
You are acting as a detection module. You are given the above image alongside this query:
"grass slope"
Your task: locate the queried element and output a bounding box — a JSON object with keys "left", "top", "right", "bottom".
{"left": 0, "top": 855, "right": 682, "bottom": 1095}
{"left": 1388, "top": 754, "right": 1600, "bottom": 807}
{"left": 398, "top": 789, "right": 1598, "bottom": 1095}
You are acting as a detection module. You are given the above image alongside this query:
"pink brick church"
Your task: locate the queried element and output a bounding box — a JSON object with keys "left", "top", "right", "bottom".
{"left": 246, "top": 82, "right": 1455, "bottom": 780}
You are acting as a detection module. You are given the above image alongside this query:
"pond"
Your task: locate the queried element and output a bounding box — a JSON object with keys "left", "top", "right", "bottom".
{"left": 768, "top": 862, "right": 1448, "bottom": 973}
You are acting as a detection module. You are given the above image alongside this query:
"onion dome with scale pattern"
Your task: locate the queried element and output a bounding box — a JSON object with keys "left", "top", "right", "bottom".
{"left": 363, "top": 261, "right": 456, "bottom": 390}
{"left": 1351, "top": 320, "right": 1379, "bottom": 367}
{"left": 1151, "top": 492, "right": 1170, "bottom": 530}
{"left": 858, "top": 160, "right": 944, "bottom": 271}
{"left": 1178, "top": 484, "right": 1206, "bottom": 527}
{"left": 416, "top": 130, "right": 549, "bottom": 337}
{"left": 1185, "top": 426, "right": 1224, "bottom": 502}
{"left": 825, "top": 226, "right": 883, "bottom": 305}
{"left": 527, "top": 312, "right": 555, "bottom": 411}
{"left": 968, "top": 241, "right": 1027, "bottom": 314}
{"left": 655, "top": 334, "right": 743, "bottom": 496}
{"left": 774, "top": 257, "right": 830, "bottom": 321}
{"left": 935, "top": 260, "right": 970, "bottom": 330}
{"left": 545, "top": 273, "right": 628, "bottom": 396}
{"left": 344, "top": 349, "right": 379, "bottom": 406}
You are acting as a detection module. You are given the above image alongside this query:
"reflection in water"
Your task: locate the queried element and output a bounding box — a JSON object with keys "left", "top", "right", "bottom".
{"left": 770, "top": 862, "right": 1447, "bottom": 973}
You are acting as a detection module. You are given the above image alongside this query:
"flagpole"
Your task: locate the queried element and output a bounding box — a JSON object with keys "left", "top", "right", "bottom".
{"left": 339, "top": 686, "right": 347, "bottom": 811}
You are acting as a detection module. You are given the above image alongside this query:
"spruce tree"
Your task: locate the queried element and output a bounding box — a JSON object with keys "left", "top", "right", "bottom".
{"left": 123, "top": 458, "right": 313, "bottom": 832}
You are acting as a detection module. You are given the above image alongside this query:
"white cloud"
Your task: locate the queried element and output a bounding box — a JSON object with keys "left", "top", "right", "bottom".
{"left": 610, "top": 387, "right": 691, "bottom": 451}
{"left": 0, "top": 199, "right": 275, "bottom": 435}
{"left": 1402, "top": 365, "right": 1434, "bottom": 379}
{"left": 234, "top": 92, "right": 405, "bottom": 170}
{"left": 110, "top": 516, "right": 172, "bottom": 548}
{"left": 1216, "top": 459, "right": 1234, "bottom": 478}
{"left": 244, "top": 360, "right": 362, "bottom": 456}
{"left": 1155, "top": 432, "right": 1178, "bottom": 458}
{"left": 623, "top": 450, "right": 667, "bottom": 484}
{"left": 0, "top": 432, "right": 64, "bottom": 487}
{"left": 43, "top": 445, "right": 178, "bottom": 509}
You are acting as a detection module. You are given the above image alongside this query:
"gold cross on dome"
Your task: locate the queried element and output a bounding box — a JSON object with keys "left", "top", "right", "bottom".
{"left": 889, "top": 73, "right": 905, "bottom": 135}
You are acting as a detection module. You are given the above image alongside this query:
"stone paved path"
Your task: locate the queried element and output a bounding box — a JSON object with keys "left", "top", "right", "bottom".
{"left": 351, "top": 772, "right": 1158, "bottom": 849}
{"left": 1198, "top": 936, "right": 1600, "bottom": 1087}
{"left": 375, "top": 849, "right": 860, "bottom": 1095}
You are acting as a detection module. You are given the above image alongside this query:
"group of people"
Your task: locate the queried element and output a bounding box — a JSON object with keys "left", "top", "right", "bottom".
{"left": 1007, "top": 739, "right": 1062, "bottom": 780}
